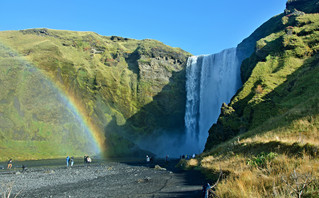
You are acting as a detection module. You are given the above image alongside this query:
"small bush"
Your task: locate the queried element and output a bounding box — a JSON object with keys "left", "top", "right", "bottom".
{"left": 247, "top": 152, "right": 278, "bottom": 168}
{"left": 282, "top": 16, "right": 289, "bottom": 25}
{"left": 281, "top": 170, "right": 317, "bottom": 198}
{"left": 187, "top": 159, "right": 199, "bottom": 168}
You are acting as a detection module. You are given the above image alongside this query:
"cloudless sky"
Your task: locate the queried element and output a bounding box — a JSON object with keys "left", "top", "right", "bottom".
{"left": 0, "top": 0, "right": 287, "bottom": 55}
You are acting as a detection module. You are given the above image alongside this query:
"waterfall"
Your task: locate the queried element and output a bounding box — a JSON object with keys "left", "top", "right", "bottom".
{"left": 184, "top": 48, "right": 242, "bottom": 154}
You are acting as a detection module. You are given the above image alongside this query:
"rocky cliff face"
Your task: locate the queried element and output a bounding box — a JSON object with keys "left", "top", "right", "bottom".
{"left": 286, "top": 0, "right": 319, "bottom": 13}
{"left": 0, "top": 29, "right": 191, "bottom": 160}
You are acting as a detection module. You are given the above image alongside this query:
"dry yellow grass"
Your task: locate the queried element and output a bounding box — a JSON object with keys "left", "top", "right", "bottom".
{"left": 195, "top": 151, "right": 319, "bottom": 197}
{"left": 192, "top": 115, "right": 319, "bottom": 197}
{"left": 187, "top": 158, "right": 199, "bottom": 167}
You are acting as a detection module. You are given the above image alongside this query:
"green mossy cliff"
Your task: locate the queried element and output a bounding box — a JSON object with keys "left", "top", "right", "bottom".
{"left": 0, "top": 29, "right": 191, "bottom": 160}
{"left": 205, "top": 0, "right": 319, "bottom": 151}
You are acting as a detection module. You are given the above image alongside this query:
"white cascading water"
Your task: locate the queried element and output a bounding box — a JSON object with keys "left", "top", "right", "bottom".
{"left": 184, "top": 48, "right": 242, "bottom": 154}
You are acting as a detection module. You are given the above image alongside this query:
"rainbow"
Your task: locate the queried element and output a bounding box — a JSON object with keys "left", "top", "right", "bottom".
{"left": 52, "top": 84, "right": 106, "bottom": 155}
{"left": 0, "top": 41, "right": 105, "bottom": 156}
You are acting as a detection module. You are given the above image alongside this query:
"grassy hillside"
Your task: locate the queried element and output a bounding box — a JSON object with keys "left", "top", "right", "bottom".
{"left": 0, "top": 43, "right": 100, "bottom": 160}
{"left": 184, "top": 2, "right": 319, "bottom": 197}
{"left": 0, "top": 29, "right": 191, "bottom": 160}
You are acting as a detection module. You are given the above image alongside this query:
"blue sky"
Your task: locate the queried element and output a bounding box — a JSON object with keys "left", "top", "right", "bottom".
{"left": 0, "top": 0, "right": 287, "bottom": 55}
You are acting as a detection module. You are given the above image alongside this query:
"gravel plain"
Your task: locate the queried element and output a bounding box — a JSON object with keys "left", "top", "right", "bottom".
{"left": 0, "top": 158, "right": 206, "bottom": 198}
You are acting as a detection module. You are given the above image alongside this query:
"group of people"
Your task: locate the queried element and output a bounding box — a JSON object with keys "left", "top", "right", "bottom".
{"left": 145, "top": 154, "right": 196, "bottom": 164}
{"left": 65, "top": 155, "right": 94, "bottom": 167}
{"left": 6, "top": 159, "right": 26, "bottom": 172}
{"left": 180, "top": 153, "right": 196, "bottom": 160}
{"left": 66, "top": 156, "right": 74, "bottom": 167}
{"left": 6, "top": 156, "right": 94, "bottom": 170}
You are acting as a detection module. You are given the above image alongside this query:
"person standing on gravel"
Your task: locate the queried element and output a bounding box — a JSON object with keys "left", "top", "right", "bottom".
{"left": 66, "top": 156, "right": 70, "bottom": 167}
{"left": 146, "top": 155, "right": 150, "bottom": 163}
{"left": 7, "top": 159, "right": 13, "bottom": 169}
{"left": 86, "top": 156, "right": 92, "bottom": 163}
{"left": 70, "top": 156, "right": 74, "bottom": 166}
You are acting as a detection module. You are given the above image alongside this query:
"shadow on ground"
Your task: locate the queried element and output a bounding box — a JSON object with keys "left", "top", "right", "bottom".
{"left": 121, "top": 158, "right": 211, "bottom": 198}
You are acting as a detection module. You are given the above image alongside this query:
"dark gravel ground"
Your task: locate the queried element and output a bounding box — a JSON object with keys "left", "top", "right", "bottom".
{"left": 0, "top": 158, "right": 208, "bottom": 198}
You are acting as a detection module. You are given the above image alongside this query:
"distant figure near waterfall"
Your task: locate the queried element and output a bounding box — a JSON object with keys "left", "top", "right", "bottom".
{"left": 146, "top": 155, "right": 150, "bottom": 163}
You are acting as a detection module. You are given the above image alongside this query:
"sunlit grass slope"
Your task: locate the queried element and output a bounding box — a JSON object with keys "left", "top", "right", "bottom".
{"left": 0, "top": 29, "right": 191, "bottom": 160}
{"left": 185, "top": 6, "right": 319, "bottom": 198}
